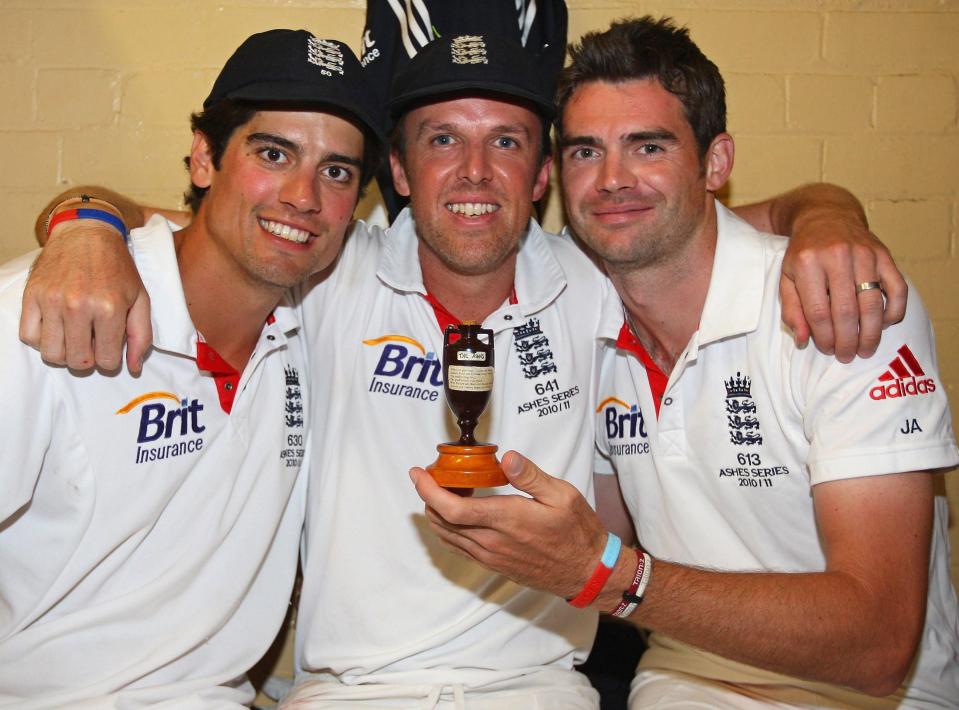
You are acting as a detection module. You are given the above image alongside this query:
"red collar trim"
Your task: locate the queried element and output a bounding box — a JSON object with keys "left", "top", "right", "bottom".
{"left": 196, "top": 341, "right": 240, "bottom": 414}
{"left": 423, "top": 287, "right": 517, "bottom": 332}
{"left": 616, "top": 320, "right": 667, "bottom": 417}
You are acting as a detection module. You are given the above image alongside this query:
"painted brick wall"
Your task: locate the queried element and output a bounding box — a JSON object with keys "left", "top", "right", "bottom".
{"left": 1, "top": 0, "right": 957, "bottom": 697}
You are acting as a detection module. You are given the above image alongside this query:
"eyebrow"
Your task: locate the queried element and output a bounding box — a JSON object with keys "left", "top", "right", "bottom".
{"left": 414, "top": 121, "right": 533, "bottom": 141}
{"left": 247, "top": 132, "right": 299, "bottom": 152}
{"left": 559, "top": 129, "right": 678, "bottom": 148}
{"left": 246, "top": 132, "right": 362, "bottom": 167}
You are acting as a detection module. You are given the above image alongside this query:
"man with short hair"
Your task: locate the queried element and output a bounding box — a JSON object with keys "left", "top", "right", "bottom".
{"left": 413, "top": 17, "right": 959, "bottom": 709}
{"left": 19, "top": 27, "right": 911, "bottom": 710}
{"left": 0, "top": 29, "right": 381, "bottom": 708}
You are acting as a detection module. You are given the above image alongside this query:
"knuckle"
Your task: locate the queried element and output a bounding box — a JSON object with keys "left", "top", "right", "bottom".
{"left": 39, "top": 289, "right": 66, "bottom": 310}
{"left": 67, "top": 353, "right": 95, "bottom": 371}
{"left": 851, "top": 241, "right": 875, "bottom": 261}
{"left": 833, "top": 300, "right": 859, "bottom": 320}
{"left": 62, "top": 293, "right": 92, "bottom": 316}
{"left": 792, "top": 247, "right": 822, "bottom": 270}
{"left": 804, "top": 302, "right": 832, "bottom": 325}
{"left": 96, "top": 353, "right": 122, "bottom": 371}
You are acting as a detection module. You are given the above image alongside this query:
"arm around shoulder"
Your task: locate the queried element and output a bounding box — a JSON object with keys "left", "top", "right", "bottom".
{"left": 21, "top": 186, "right": 159, "bottom": 374}
{"left": 733, "top": 183, "right": 907, "bottom": 363}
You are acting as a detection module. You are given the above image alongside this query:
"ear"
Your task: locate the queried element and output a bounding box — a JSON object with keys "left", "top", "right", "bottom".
{"left": 189, "top": 131, "right": 215, "bottom": 189}
{"left": 531, "top": 154, "right": 553, "bottom": 203}
{"left": 390, "top": 149, "right": 411, "bottom": 197}
{"left": 704, "top": 133, "right": 734, "bottom": 193}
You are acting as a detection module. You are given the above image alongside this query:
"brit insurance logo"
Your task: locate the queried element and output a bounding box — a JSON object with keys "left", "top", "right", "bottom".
{"left": 597, "top": 397, "right": 649, "bottom": 457}
{"left": 116, "top": 392, "right": 205, "bottom": 465}
{"left": 725, "top": 372, "right": 762, "bottom": 446}
{"left": 363, "top": 333, "right": 443, "bottom": 402}
{"left": 870, "top": 345, "right": 936, "bottom": 401}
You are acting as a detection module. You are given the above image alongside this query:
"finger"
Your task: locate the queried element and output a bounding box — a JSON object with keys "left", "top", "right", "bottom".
{"left": 125, "top": 291, "right": 153, "bottom": 376}
{"left": 410, "top": 467, "right": 481, "bottom": 525}
{"left": 876, "top": 252, "right": 907, "bottom": 326}
{"left": 18, "top": 291, "right": 43, "bottom": 349}
{"left": 37, "top": 303, "right": 67, "bottom": 366}
{"left": 779, "top": 277, "right": 810, "bottom": 348}
{"left": 854, "top": 288, "right": 886, "bottom": 358}
{"left": 425, "top": 513, "right": 488, "bottom": 562}
{"left": 62, "top": 296, "right": 97, "bottom": 371}
{"left": 500, "top": 451, "right": 561, "bottom": 502}
{"left": 789, "top": 253, "right": 835, "bottom": 357}
{"left": 93, "top": 304, "right": 127, "bottom": 372}
{"left": 825, "top": 256, "right": 860, "bottom": 364}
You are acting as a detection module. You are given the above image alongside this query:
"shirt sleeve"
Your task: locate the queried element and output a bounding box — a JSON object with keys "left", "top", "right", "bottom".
{"left": 0, "top": 258, "right": 56, "bottom": 523}
{"left": 593, "top": 346, "right": 617, "bottom": 476}
{"left": 801, "top": 283, "right": 959, "bottom": 485}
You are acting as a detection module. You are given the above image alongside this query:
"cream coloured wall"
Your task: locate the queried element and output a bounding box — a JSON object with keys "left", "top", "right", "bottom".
{"left": 1, "top": 0, "right": 957, "bottom": 697}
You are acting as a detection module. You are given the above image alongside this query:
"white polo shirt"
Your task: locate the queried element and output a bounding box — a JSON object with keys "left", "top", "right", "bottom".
{"left": 595, "top": 204, "right": 959, "bottom": 707}
{"left": 0, "top": 216, "right": 307, "bottom": 709}
{"left": 294, "top": 208, "right": 614, "bottom": 688}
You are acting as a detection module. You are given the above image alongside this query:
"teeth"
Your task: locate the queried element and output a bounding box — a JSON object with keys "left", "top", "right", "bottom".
{"left": 446, "top": 202, "right": 498, "bottom": 217}
{"left": 259, "top": 218, "right": 312, "bottom": 244}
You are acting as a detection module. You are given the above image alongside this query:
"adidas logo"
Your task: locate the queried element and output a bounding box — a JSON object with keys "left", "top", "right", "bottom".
{"left": 869, "top": 345, "right": 936, "bottom": 400}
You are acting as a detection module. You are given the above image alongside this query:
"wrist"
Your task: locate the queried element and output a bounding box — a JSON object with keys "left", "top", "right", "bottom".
{"left": 45, "top": 193, "right": 128, "bottom": 242}
{"left": 595, "top": 546, "right": 654, "bottom": 616}
{"left": 567, "top": 532, "right": 621, "bottom": 609}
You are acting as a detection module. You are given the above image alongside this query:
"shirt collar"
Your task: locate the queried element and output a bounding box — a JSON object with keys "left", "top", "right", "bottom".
{"left": 596, "top": 203, "right": 768, "bottom": 349}
{"left": 695, "top": 202, "right": 767, "bottom": 347}
{"left": 129, "top": 215, "right": 197, "bottom": 356}
{"left": 376, "top": 207, "right": 568, "bottom": 319}
{"left": 129, "top": 216, "right": 300, "bottom": 358}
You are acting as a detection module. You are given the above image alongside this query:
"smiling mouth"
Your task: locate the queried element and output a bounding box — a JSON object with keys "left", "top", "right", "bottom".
{"left": 259, "top": 218, "right": 314, "bottom": 244}
{"left": 593, "top": 204, "right": 652, "bottom": 216}
{"left": 446, "top": 202, "right": 499, "bottom": 217}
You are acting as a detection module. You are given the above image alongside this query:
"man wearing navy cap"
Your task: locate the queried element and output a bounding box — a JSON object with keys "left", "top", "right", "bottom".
{"left": 0, "top": 30, "right": 380, "bottom": 708}
{"left": 19, "top": 28, "right": 909, "bottom": 710}
{"left": 283, "top": 32, "right": 906, "bottom": 709}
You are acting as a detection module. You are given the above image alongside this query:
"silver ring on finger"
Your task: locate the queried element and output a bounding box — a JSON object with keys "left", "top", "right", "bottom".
{"left": 855, "top": 281, "right": 882, "bottom": 295}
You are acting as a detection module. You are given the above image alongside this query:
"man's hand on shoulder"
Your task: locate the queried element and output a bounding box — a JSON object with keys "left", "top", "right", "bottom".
{"left": 774, "top": 186, "right": 907, "bottom": 362}
{"left": 20, "top": 219, "right": 151, "bottom": 374}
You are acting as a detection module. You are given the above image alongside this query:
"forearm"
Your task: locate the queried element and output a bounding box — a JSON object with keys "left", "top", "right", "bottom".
{"left": 597, "top": 556, "right": 919, "bottom": 696}
{"left": 731, "top": 183, "right": 867, "bottom": 237}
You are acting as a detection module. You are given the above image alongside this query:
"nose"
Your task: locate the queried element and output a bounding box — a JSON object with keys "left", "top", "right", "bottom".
{"left": 279, "top": 167, "right": 321, "bottom": 212}
{"left": 458, "top": 143, "right": 493, "bottom": 185}
{"left": 596, "top": 150, "right": 636, "bottom": 194}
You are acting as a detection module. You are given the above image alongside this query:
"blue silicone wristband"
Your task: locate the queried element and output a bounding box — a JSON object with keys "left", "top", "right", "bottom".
{"left": 76, "top": 208, "right": 128, "bottom": 241}
{"left": 600, "top": 532, "right": 622, "bottom": 568}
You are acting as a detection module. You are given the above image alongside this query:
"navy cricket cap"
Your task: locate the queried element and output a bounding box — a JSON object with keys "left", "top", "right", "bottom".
{"left": 387, "top": 34, "right": 556, "bottom": 121}
{"left": 204, "top": 29, "right": 385, "bottom": 145}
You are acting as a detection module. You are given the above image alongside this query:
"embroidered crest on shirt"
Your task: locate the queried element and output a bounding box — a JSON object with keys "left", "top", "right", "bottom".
{"left": 725, "top": 372, "right": 762, "bottom": 446}
{"left": 308, "top": 37, "right": 345, "bottom": 76}
{"left": 869, "top": 345, "right": 937, "bottom": 401}
{"left": 514, "top": 317, "right": 556, "bottom": 379}
{"left": 285, "top": 366, "right": 304, "bottom": 428}
{"left": 281, "top": 366, "right": 305, "bottom": 468}
{"left": 451, "top": 35, "right": 488, "bottom": 64}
